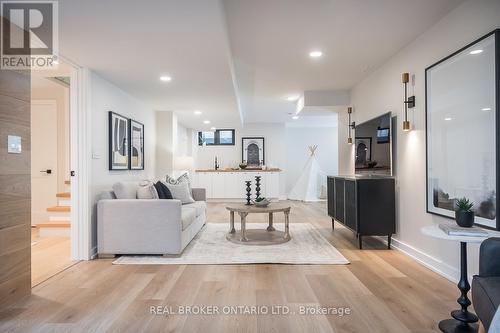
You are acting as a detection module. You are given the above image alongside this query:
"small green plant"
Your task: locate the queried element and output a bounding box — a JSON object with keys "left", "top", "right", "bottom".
{"left": 455, "top": 197, "right": 474, "bottom": 212}
{"left": 255, "top": 197, "right": 266, "bottom": 202}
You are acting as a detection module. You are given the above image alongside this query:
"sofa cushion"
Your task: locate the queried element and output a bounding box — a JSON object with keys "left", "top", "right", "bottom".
{"left": 183, "top": 201, "right": 207, "bottom": 217}
{"left": 472, "top": 276, "right": 500, "bottom": 331}
{"left": 181, "top": 207, "right": 197, "bottom": 230}
{"left": 166, "top": 172, "right": 192, "bottom": 192}
{"left": 137, "top": 181, "right": 159, "bottom": 199}
{"left": 164, "top": 181, "right": 195, "bottom": 204}
{"left": 154, "top": 181, "right": 173, "bottom": 199}
{"left": 112, "top": 182, "right": 138, "bottom": 199}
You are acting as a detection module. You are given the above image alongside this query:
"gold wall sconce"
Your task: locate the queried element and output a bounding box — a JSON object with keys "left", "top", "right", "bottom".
{"left": 402, "top": 72, "right": 415, "bottom": 131}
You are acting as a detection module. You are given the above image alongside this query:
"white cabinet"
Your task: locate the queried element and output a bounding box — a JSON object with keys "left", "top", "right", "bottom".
{"left": 193, "top": 171, "right": 281, "bottom": 200}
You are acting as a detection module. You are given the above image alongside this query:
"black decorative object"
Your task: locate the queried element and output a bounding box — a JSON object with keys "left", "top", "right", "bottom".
{"left": 245, "top": 181, "right": 252, "bottom": 205}
{"left": 438, "top": 242, "right": 479, "bottom": 333}
{"left": 109, "top": 111, "right": 130, "bottom": 170}
{"left": 426, "top": 29, "right": 500, "bottom": 230}
{"left": 255, "top": 176, "right": 261, "bottom": 199}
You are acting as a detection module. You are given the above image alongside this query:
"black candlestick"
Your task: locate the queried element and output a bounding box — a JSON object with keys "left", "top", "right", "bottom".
{"left": 438, "top": 242, "right": 478, "bottom": 332}
{"left": 255, "top": 176, "right": 261, "bottom": 199}
{"left": 245, "top": 181, "right": 252, "bottom": 205}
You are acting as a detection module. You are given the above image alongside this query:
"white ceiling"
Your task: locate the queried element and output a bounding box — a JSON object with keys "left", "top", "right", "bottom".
{"left": 58, "top": 0, "right": 464, "bottom": 129}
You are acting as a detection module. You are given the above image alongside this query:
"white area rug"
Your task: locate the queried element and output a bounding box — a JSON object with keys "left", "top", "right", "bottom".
{"left": 113, "top": 223, "right": 349, "bottom": 265}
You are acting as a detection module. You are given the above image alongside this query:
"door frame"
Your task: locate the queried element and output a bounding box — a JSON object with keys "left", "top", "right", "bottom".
{"left": 66, "top": 60, "right": 92, "bottom": 260}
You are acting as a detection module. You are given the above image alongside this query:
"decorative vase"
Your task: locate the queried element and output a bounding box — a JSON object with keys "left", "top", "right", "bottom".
{"left": 245, "top": 181, "right": 252, "bottom": 205}
{"left": 455, "top": 211, "right": 474, "bottom": 228}
{"left": 255, "top": 176, "right": 261, "bottom": 199}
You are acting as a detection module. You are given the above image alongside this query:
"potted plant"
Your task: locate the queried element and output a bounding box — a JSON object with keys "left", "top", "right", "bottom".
{"left": 455, "top": 197, "right": 475, "bottom": 227}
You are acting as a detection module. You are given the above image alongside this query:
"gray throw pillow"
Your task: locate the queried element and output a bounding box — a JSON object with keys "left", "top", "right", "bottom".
{"left": 112, "top": 181, "right": 139, "bottom": 199}
{"left": 137, "top": 180, "right": 159, "bottom": 199}
{"left": 163, "top": 181, "right": 194, "bottom": 204}
{"left": 166, "top": 173, "right": 192, "bottom": 192}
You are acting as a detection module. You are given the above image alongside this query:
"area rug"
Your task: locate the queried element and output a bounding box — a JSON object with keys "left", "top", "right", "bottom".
{"left": 113, "top": 223, "right": 349, "bottom": 265}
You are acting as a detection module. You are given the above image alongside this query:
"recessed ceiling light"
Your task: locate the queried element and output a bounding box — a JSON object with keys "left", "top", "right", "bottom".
{"left": 309, "top": 50, "right": 323, "bottom": 58}
{"left": 203, "top": 120, "right": 210, "bottom": 124}
{"left": 444, "top": 117, "right": 452, "bottom": 121}
{"left": 470, "top": 49, "right": 483, "bottom": 55}
{"left": 160, "top": 75, "right": 172, "bottom": 82}
{"left": 292, "top": 115, "right": 299, "bottom": 120}
{"left": 482, "top": 107, "right": 492, "bottom": 111}
{"left": 286, "top": 95, "right": 300, "bottom": 101}
{"left": 194, "top": 110, "right": 202, "bottom": 115}
{"left": 210, "top": 127, "right": 216, "bottom": 130}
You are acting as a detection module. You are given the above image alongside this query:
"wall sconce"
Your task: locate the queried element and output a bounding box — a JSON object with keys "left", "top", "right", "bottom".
{"left": 402, "top": 72, "right": 415, "bottom": 131}
{"left": 347, "top": 107, "right": 355, "bottom": 144}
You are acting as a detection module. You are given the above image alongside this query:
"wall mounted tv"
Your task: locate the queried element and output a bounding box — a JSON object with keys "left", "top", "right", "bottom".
{"left": 354, "top": 112, "right": 393, "bottom": 175}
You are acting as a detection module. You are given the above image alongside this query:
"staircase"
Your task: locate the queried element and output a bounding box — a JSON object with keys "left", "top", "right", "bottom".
{"left": 37, "top": 181, "right": 71, "bottom": 237}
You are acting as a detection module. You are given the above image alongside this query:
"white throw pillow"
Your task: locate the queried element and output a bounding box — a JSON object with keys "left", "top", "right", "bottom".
{"left": 163, "top": 181, "right": 195, "bottom": 204}
{"left": 112, "top": 181, "right": 139, "bottom": 199}
{"left": 137, "top": 180, "right": 159, "bottom": 199}
{"left": 165, "top": 172, "right": 192, "bottom": 192}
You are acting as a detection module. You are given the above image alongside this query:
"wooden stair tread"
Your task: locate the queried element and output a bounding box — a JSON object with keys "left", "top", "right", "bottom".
{"left": 56, "top": 192, "right": 71, "bottom": 198}
{"left": 47, "top": 206, "right": 71, "bottom": 212}
{"left": 36, "top": 222, "right": 70, "bottom": 228}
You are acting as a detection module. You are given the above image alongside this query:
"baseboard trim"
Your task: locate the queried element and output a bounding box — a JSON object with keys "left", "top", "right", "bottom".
{"left": 90, "top": 246, "right": 98, "bottom": 260}
{"left": 375, "top": 236, "right": 459, "bottom": 283}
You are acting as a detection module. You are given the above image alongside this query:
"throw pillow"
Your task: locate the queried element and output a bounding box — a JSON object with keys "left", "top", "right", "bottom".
{"left": 166, "top": 172, "right": 192, "bottom": 192}
{"left": 137, "top": 180, "right": 159, "bottom": 199}
{"left": 112, "top": 182, "right": 138, "bottom": 199}
{"left": 154, "top": 181, "right": 173, "bottom": 199}
{"left": 163, "top": 181, "right": 195, "bottom": 204}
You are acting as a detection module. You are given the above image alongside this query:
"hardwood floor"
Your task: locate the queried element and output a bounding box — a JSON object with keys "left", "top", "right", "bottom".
{"left": 1, "top": 201, "right": 458, "bottom": 332}
{"left": 31, "top": 228, "right": 78, "bottom": 287}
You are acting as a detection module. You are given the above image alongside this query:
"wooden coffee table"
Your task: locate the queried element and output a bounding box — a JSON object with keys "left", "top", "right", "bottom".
{"left": 225, "top": 203, "right": 291, "bottom": 245}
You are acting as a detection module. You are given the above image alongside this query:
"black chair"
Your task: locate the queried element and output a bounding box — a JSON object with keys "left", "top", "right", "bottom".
{"left": 472, "top": 237, "right": 500, "bottom": 331}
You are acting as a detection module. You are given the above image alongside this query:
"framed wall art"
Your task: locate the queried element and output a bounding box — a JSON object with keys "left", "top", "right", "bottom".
{"left": 425, "top": 29, "right": 499, "bottom": 230}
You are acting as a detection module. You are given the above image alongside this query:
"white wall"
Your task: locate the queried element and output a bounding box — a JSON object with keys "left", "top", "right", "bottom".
{"left": 340, "top": 0, "right": 500, "bottom": 281}
{"left": 285, "top": 126, "right": 338, "bottom": 193}
{"left": 90, "top": 72, "right": 156, "bottom": 250}
{"left": 193, "top": 123, "right": 339, "bottom": 198}
{"left": 193, "top": 123, "right": 287, "bottom": 196}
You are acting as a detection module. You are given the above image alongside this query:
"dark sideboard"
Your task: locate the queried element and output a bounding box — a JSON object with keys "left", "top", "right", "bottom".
{"left": 327, "top": 175, "right": 396, "bottom": 249}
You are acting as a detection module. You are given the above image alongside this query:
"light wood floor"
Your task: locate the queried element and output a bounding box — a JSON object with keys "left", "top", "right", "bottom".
{"left": 1, "top": 202, "right": 459, "bottom": 332}
{"left": 31, "top": 228, "right": 78, "bottom": 287}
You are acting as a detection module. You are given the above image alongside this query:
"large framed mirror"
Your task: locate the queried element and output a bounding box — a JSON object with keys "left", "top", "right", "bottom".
{"left": 425, "top": 29, "right": 499, "bottom": 230}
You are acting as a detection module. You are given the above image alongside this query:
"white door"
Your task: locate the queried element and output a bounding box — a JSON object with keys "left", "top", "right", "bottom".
{"left": 31, "top": 100, "right": 58, "bottom": 226}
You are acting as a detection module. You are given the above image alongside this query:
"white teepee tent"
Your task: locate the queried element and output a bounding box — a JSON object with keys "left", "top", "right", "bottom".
{"left": 288, "top": 145, "right": 327, "bottom": 202}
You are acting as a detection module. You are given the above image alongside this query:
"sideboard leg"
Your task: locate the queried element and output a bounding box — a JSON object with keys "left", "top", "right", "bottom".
{"left": 388, "top": 234, "right": 392, "bottom": 249}
{"left": 331, "top": 218, "right": 335, "bottom": 230}
{"left": 358, "top": 235, "right": 363, "bottom": 249}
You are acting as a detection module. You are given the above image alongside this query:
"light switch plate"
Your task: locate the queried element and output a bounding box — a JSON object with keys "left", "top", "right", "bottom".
{"left": 92, "top": 152, "right": 101, "bottom": 159}
{"left": 7, "top": 135, "right": 21, "bottom": 154}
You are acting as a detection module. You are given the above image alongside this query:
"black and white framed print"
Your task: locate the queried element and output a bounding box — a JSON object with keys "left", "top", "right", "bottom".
{"left": 129, "top": 119, "right": 144, "bottom": 170}
{"left": 425, "top": 29, "right": 499, "bottom": 230}
{"left": 242, "top": 137, "right": 265, "bottom": 166}
{"left": 108, "top": 111, "right": 130, "bottom": 170}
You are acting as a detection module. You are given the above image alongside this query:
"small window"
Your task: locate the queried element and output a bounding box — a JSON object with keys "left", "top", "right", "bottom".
{"left": 198, "top": 129, "right": 235, "bottom": 146}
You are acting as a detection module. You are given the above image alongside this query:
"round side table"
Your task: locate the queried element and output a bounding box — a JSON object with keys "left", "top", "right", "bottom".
{"left": 421, "top": 225, "right": 499, "bottom": 333}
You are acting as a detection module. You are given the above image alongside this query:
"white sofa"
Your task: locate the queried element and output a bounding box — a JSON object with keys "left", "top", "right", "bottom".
{"left": 97, "top": 188, "right": 206, "bottom": 256}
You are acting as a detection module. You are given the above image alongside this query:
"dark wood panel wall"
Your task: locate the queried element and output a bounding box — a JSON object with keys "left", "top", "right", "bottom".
{"left": 0, "top": 68, "right": 31, "bottom": 308}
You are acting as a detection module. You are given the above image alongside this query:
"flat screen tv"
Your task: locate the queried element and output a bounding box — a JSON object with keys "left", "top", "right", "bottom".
{"left": 354, "top": 112, "right": 393, "bottom": 175}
